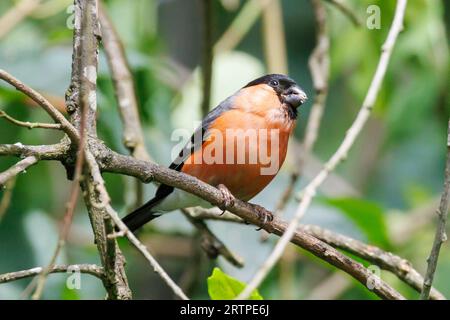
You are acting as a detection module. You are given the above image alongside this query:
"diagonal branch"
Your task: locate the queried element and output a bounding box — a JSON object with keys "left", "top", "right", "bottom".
{"left": 196, "top": 210, "right": 444, "bottom": 299}
{"left": 98, "top": 149, "right": 404, "bottom": 300}
{"left": 99, "top": 2, "right": 235, "bottom": 266}
{"left": 323, "top": 0, "right": 362, "bottom": 27}
{"left": 0, "top": 0, "right": 42, "bottom": 39}
{"left": 238, "top": 0, "right": 408, "bottom": 300}
{"left": 98, "top": 2, "right": 151, "bottom": 162}
{"left": 274, "top": 0, "right": 330, "bottom": 218}
{"left": 420, "top": 119, "right": 450, "bottom": 299}
{"left": 84, "top": 150, "right": 189, "bottom": 300}
{"left": 301, "top": 224, "right": 445, "bottom": 300}
{"left": 0, "top": 156, "right": 38, "bottom": 187}
{"left": 0, "top": 178, "right": 15, "bottom": 222}
{"left": 214, "top": 0, "right": 273, "bottom": 54}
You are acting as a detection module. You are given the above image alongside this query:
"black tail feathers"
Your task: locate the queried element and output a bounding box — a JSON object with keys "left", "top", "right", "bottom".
{"left": 122, "top": 197, "right": 162, "bottom": 232}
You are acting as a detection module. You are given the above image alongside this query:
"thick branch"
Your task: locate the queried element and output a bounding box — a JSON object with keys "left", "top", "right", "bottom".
{"left": 0, "top": 142, "right": 67, "bottom": 160}
{"left": 301, "top": 225, "right": 445, "bottom": 300}
{"left": 81, "top": 150, "right": 132, "bottom": 299}
{"left": 2, "top": 135, "right": 407, "bottom": 299}
{"left": 97, "top": 148, "right": 403, "bottom": 300}
{"left": 66, "top": 0, "right": 100, "bottom": 134}
{"left": 0, "top": 264, "right": 104, "bottom": 284}
{"left": 197, "top": 208, "right": 444, "bottom": 299}
{"left": 420, "top": 120, "right": 450, "bottom": 299}
{"left": 67, "top": 0, "right": 131, "bottom": 300}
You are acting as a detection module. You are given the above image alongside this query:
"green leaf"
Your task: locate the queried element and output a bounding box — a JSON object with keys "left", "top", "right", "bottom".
{"left": 207, "top": 268, "right": 263, "bottom": 300}
{"left": 61, "top": 285, "right": 80, "bottom": 300}
{"left": 321, "top": 197, "right": 391, "bottom": 248}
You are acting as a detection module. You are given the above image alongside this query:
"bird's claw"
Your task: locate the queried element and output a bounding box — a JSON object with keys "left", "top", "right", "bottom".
{"left": 251, "top": 204, "right": 273, "bottom": 230}
{"left": 217, "top": 184, "right": 235, "bottom": 212}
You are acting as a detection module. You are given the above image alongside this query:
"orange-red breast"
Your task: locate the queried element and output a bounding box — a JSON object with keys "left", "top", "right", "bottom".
{"left": 123, "top": 74, "right": 307, "bottom": 231}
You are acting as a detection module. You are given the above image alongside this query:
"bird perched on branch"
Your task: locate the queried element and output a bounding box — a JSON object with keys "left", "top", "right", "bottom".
{"left": 123, "top": 74, "right": 307, "bottom": 232}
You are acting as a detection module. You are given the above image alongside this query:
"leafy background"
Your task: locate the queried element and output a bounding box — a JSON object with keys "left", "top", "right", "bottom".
{"left": 0, "top": 0, "right": 449, "bottom": 299}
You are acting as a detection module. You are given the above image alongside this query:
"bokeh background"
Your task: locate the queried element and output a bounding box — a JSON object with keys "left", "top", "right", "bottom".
{"left": 0, "top": 0, "right": 449, "bottom": 299}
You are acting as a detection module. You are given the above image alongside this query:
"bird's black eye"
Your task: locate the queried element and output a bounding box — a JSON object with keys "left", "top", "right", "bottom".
{"left": 270, "top": 80, "right": 279, "bottom": 86}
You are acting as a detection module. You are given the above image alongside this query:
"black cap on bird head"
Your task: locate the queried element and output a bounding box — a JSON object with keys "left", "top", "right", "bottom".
{"left": 244, "top": 74, "right": 308, "bottom": 110}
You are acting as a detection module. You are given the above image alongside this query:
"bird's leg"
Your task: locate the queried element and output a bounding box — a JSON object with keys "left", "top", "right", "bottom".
{"left": 217, "top": 184, "right": 235, "bottom": 215}
{"left": 250, "top": 203, "right": 274, "bottom": 230}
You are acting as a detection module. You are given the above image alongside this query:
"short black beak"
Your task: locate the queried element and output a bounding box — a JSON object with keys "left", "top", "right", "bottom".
{"left": 282, "top": 86, "right": 308, "bottom": 108}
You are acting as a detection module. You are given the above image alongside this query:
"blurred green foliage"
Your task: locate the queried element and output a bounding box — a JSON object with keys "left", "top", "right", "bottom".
{"left": 322, "top": 197, "right": 391, "bottom": 248}
{"left": 0, "top": 0, "right": 449, "bottom": 300}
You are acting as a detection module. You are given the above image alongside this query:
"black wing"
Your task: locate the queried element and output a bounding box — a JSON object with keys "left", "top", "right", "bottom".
{"left": 169, "top": 95, "right": 235, "bottom": 171}
{"left": 122, "top": 96, "right": 235, "bottom": 231}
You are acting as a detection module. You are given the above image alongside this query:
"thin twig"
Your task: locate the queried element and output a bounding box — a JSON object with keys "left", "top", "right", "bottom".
{"left": 0, "top": 156, "right": 38, "bottom": 187}
{"left": 84, "top": 150, "right": 189, "bottom": 300}
{"left": 1, "top": 134, "right": 408, "bottom": 300}
{"left": 181, "top": 208, "right": 244, "bottom": 268}
{"left": 30, "top": 0, "right": 97, "bottom": 299}
{"left": 301, "top": 224, "right": 445, "bottom": 300}
{"left": 98, "top": 1, "right": 151, "bottom": 212}
{"left": 99, "top": 1, "right": 231, "bottom": 260}
{"left": 195, "top": 210, "right": 444, "bottom": 299}
{"left": 30, "top": 85, "right": 88, "bottom": 301}
{"left": 273, "top": 0, "right": 330, "bottom": 219}
{"left": 98, "top": 2, "right": 152, "bottom": 162}
{"left": 420, "top": 119, "right": 450, "bottom": 299}
{"left": 214, "top": 0, "right": 273, "bottom": 54}
{"left": 0, "top": 70, "right": 79, "bottom": 144}
{"left": 0, "top": 264, "right": 104, "bottom": 284}
{"left": 0, "top": 110, "right": 62, "bottom": 130}
{"left": 323, "top": 0, "right": 362, "bottom": 27}
{"left": 238, "top": 0, "right": 408, "bottom": 299}
{"left": 262, "top": 0, "right": 288, "bottom": 74}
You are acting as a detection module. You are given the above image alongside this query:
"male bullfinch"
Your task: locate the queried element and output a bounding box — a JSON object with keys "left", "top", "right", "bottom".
{"left": 123, "top": 74, "right": 307, "bottom": 232}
